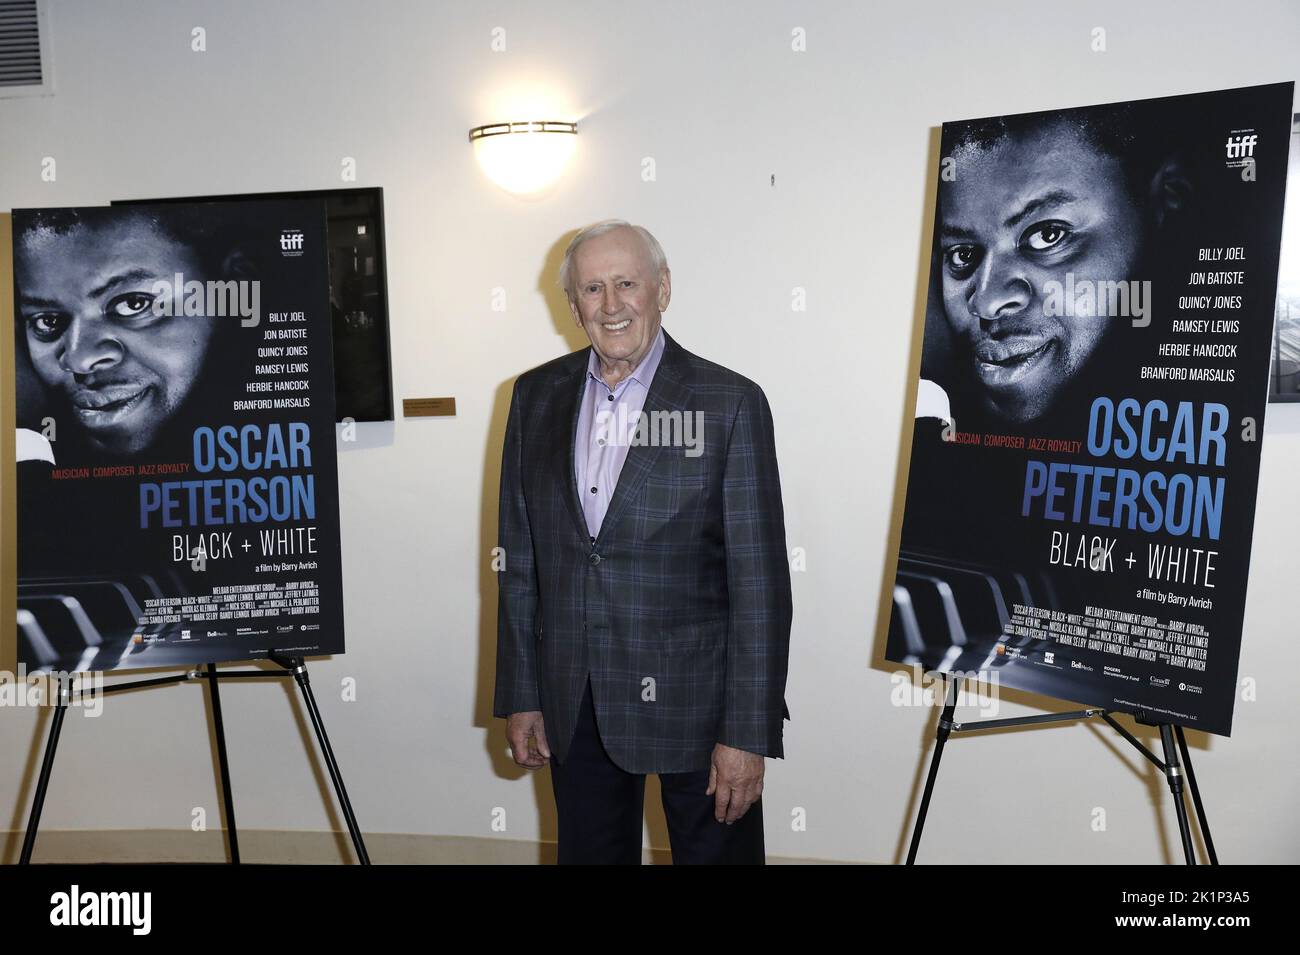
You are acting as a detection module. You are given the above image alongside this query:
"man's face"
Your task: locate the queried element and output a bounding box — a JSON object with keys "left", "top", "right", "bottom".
{"left": 568, "top": 227, "right": 669, "bottom": 369}
{"left": 939, "top": 123, "right": 1144, "bottom": 423}
{"left": 16, "top": 218, "right": 220, "bottom": 455}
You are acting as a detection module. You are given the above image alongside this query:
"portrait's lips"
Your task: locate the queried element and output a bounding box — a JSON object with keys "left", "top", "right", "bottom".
{"left": 972, "top": 337, "right": 1054, "bottom": 389}
{"left": 600, "top": 317, "right": 632, "bottom": 334}
{"left": 68, "top": 383, "right": 154, "bottom": 428}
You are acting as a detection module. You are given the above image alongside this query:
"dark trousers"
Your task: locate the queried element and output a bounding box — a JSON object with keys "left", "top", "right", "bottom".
{"left": 549, "top": 679, "right": 765, "bottom": 865}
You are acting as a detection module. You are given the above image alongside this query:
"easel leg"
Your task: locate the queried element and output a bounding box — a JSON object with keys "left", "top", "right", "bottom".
{"left": 1175, "top": 725, "right": 1217, "bottom": 865}
{"left": 907, "top": 675, "right": 961, "bottom": 865}
{"left": 20, "top": 677, "right": 70, "bottom": 865}
{"left": 275, "top": 655, "right": 370, "bottom": 865}
{"left": 1158, "top": 724, "right": 1196, "bottom": 865}
{"left": 207, "top": 663, "right": 240, "bottom": 864}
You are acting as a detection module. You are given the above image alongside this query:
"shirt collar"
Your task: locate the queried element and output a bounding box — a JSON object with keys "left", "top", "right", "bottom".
{"left": 586, "top": 325, "right": 666, "bottom": 391}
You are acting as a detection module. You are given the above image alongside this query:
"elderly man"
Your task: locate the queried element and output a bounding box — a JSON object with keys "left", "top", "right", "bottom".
{"left": 494, "top": 220, "right": 792, "bottom": 865}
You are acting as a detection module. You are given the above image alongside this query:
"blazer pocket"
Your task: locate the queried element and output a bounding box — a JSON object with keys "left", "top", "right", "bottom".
{"left": 644, "top": 468, "right": 710, "bottom": 494}
{"left": 659, "top": 619, "right": 727, "bottom": 654}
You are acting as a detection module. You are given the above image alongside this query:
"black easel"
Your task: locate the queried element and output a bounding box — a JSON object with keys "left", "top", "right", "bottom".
{"left": 906, "top": 674, "right": 1217, "bottom": 865}
{"left": 18, "top": 654, "right": 369, "bottom": 866}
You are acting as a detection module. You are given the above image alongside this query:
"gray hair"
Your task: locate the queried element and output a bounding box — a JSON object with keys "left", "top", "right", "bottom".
{"left": 558, "top": 219, "right": 668, "bottom": 301}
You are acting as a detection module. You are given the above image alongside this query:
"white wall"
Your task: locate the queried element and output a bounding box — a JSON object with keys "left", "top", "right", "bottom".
{"left": 2, "top": 0, "right": 1297, "bottom": 863}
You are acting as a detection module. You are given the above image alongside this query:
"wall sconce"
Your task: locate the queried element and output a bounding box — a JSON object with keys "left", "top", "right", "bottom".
{"left": 469, "top": 120, "right": 577, "bottom": 196}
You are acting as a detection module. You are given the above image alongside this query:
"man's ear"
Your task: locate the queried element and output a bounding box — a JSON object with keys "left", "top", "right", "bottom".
{"left": 1147, "top": 155, "right": 1193, "bottom": 230}
{"left": 221, "top": 247, "right": 257, "bottom": 280}
{"left": 658, "top": 267, "right": 671, "bottom": 311}
{"left": 567, "top": 296, "right": 582, "bottom": 327}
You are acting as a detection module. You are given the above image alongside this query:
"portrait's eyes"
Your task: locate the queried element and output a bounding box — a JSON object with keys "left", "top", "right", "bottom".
{"left": 1022, "top": 221, "right": 1071, "bottom": 252}
{"left": 584, "top": 284, "right": 601, "bottom": 295}
{"left": 617, "top": 280, "right": 634, "bottom": 289}
{"left": 944, "top": 244, "right": 981, "bottom": 275}
{"left": 106, "top": 291, "right": 157, "bottom": 319}
{"left": 26, "top": 312, "right": 70, "bottom": 343}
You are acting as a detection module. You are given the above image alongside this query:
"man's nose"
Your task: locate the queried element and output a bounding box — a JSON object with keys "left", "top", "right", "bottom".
{"left": 968, "top": 250, "right": 1033, "bottom": 326}
{"left": 601, "top": 286, "right": 622, "bottom": 315}
{"left": 60, "top": 316, "right": 124, "bottom": 375}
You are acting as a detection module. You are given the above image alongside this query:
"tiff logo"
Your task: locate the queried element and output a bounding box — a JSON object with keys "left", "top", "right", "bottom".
{"left": 280, "top": 229, "right": 305, "bottom": 255}
{"left": 1225, "top": 134, "right": 1257, "bottom": 160}
{"left": 50, "top": 885, "right": 151, "bottom": 935}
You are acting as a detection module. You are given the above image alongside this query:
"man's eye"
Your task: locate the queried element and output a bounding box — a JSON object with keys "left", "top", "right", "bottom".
{"left": 618, "top": 281, "right": 633, "bottom": 288}
{"left": 1023, "top": 222, "right": 1070, "bottom": 251}
{"left": 945, "top": 245, "right": 979, "bottom": 271}
{"left": 585, "top": 285, "right": 600, "bottom": 294}
{"left": 26, "top": 312, "right": 69, "bottom": 342}
{"left": 107, "top": 291, "right": 156, "bottom": 318}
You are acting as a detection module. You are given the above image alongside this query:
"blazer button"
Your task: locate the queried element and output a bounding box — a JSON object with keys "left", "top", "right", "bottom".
{"left": 589, "top": 552, "right": 602, "bottom": 565}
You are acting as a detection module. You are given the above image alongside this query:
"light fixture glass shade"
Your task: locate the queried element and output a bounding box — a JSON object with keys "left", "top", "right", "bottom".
{"left": 470, "top": 121, "right": 577, "bottom": 195}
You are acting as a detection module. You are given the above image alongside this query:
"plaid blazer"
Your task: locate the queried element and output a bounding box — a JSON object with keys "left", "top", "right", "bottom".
{"left": 493, "top": 329, "right": 793, "bottom": 774}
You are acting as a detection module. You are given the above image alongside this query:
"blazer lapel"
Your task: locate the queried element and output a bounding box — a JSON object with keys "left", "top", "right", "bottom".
{"left": 555, "top": 351, "right": 593, "bottom": 543}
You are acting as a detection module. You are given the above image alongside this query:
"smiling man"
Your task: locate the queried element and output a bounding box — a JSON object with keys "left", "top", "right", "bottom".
{"left": 937, "top": 107, "right": 1188, "bottom": 427}
{"left": 494, "top": 220, "right": 792, "bottom": 865}
{"left": 14, "top": 208, "right": 235, "bottom": 458}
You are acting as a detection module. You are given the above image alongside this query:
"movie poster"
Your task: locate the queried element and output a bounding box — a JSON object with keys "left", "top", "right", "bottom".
{"left": 888, "top": 83, "right": 1293, "bottom": 736}
{"left": 11, "top": 200, "right": 345, "bottom": 673}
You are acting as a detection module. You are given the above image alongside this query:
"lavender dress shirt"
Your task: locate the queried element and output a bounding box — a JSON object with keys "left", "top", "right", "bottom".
{"left": 573, "top": 326, "right": 666, "bottom": 540}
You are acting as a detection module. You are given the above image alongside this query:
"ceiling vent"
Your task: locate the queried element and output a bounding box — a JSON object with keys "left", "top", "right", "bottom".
{"left": 0, "top": 0, "right": 51, "bottom": 98}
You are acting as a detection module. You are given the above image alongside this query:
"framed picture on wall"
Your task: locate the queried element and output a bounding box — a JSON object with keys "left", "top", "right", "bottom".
{"left": 115, "top": 187, "right": 395, "bottom": 422}
{"left": 1270, "top": 114, "right": 1300, "bottom": 402}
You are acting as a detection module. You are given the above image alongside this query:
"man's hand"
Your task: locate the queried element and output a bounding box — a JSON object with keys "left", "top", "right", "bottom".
{"left": 706, "top": 743, "right": 764, "bottom": 824}
{"left": 506, "top": 710, "right": 551, "bottom": 768}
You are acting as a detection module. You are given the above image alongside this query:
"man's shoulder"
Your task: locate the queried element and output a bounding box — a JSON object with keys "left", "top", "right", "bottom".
{"left": 670, "top": 335, "right": 767, "bottom": 401}
{"left": 513, "top": 347, "right": 587, "bottom": 394}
